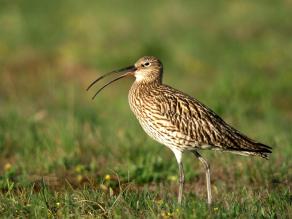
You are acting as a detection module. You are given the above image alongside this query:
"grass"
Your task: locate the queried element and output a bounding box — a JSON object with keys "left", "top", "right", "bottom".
{"left": 0, "top": 0, "right": 291, "bottom": 218}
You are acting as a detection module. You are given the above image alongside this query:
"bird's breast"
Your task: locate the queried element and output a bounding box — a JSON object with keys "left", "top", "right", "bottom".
{"left": 128, "top": 84, "right": 165, "bottom": 139}
{"left": 128, "top": 83, "right": 193, "bottom": 150}
{"left": 128, "top": 84, "right": 158, "bottom": 120}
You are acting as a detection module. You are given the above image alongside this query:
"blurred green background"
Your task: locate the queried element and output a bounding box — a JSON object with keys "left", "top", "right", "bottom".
{"left": 0, "top": 0, "right": 291, "bottom": 218}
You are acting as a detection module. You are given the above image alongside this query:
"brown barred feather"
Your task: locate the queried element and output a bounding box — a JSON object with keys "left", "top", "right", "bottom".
{"left": 128, "top": 57, "right": 272, "bottom": 159}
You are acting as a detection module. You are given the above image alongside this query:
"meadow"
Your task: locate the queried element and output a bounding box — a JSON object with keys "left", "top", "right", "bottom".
{"left": 0, "top": 0, "right": 291, "bottom": 218}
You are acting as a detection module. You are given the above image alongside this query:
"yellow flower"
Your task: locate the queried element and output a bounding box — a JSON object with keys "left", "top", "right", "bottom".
{"left": 76, "top": 174, "right": 83, "bottom": 182}
{"left": 161, "top": 211, "right": 173, "bottom": 218}
{"left": 75, "top": 164, "right": 84, "bottom": 173}
{"left": 167, "top": 175, "right": 177, "bottom": 181}
{"left": 104, "top": 174, "right": 111, "bottom": 181}
{"left": 4, "top": 163, "right": 12, "bottom": 171}
{"left": 161, "top": 212, "right": 167, "bottom": 218}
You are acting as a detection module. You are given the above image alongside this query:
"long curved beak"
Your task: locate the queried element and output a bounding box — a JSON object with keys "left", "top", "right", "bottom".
{"left": 87, "top": 65, "right": 136, "bottom": 99}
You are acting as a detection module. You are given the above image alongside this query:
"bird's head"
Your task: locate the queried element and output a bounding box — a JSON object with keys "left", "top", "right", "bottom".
{"left": 87, "top": 56, "right": 163, "bottom": 99}
{"left": 134, "top": 56, "right": 163, "bottom": 82}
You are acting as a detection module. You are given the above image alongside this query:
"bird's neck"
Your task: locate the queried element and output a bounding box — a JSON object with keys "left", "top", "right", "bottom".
{"left": 129, "top": 78, "right": 161, "bottom": 104}
{"left": 131, "top": 78, "right": 161, "bottom": 92}
{"left": 128, "top": 78, "right": 162, "bottom": 116}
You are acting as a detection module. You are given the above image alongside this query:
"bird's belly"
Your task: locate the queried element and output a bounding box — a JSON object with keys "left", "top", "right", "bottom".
{"left": 134, "top": 112, "right": 197, "bottom": 151}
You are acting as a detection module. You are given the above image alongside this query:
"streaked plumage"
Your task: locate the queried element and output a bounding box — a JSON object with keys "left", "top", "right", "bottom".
{"left": 129, "top": 79, "right": 271, "bottom": 158}
{"left": 87, "top": 56, "right": 272, "bottom": 205}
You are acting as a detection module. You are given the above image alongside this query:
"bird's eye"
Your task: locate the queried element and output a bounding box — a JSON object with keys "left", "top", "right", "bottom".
{"left": 144, "top": 62, "right": 150, "bottom": 67}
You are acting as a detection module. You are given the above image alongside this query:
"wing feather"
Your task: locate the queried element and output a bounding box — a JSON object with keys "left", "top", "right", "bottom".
{"left": 154, "top": 85, "right": 272, "bottom": 156}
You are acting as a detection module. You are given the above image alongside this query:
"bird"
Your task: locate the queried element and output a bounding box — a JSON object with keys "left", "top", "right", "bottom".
{"left": 87, "top": 56, "right": 272, "bottom": 205}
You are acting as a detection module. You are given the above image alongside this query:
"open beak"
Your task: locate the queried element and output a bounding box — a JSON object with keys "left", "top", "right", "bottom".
{"left": 87, "top": 65, "right": 136, "bottom": 99}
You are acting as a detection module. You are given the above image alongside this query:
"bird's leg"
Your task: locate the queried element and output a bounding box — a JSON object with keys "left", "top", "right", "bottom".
{"left": 178, "top": 162, "right": 185, "bottom": 205}
{"left": 193, "top": 151, "right": 212, "bottom": 205}
{"left": 170, "top": 148, "right": 184, "bottom": 205}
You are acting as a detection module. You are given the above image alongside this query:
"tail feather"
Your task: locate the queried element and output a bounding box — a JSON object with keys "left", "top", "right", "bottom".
{"left": 230, "top": 141, "right": 272, "bottom": 159}
{"left": 224, "top": 129, "right": 272, "bottom": 159}
{"left": 251, "top": 142, "right": 272, "bottom": 159}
